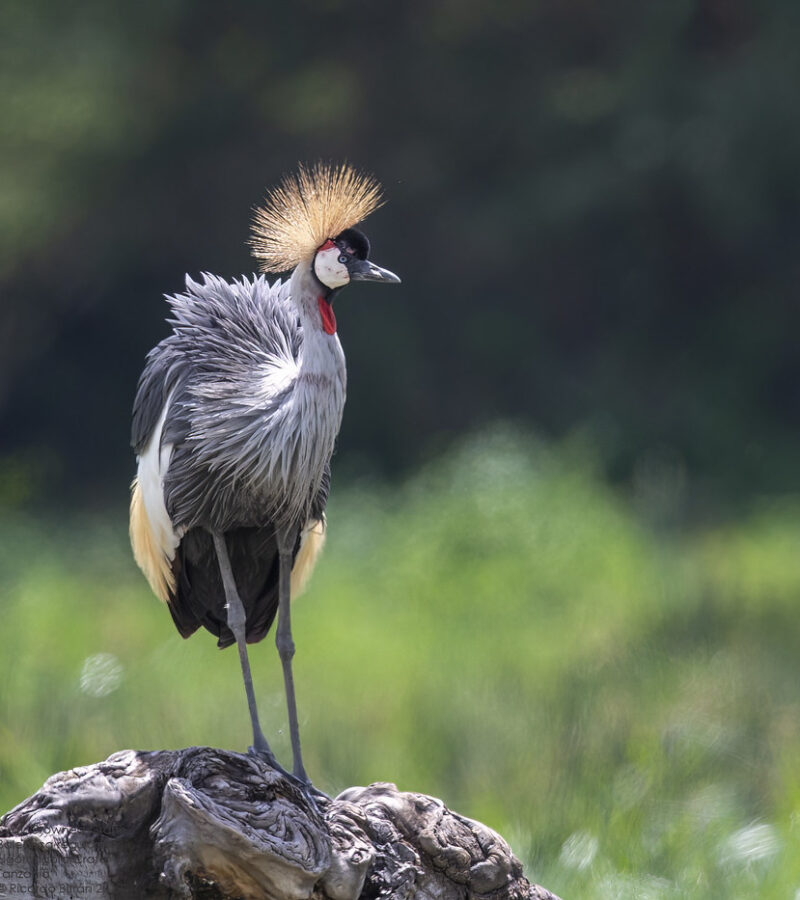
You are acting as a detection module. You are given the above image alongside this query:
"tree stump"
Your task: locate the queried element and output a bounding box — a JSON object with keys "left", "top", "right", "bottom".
{"left": 0, "top": 747, "right": 561, "bottom": 900}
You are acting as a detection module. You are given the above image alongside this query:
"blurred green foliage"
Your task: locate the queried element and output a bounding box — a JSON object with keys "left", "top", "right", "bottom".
{"left": 1, "top": 4, "right": 799, "bottom": 893}
{"left": 0, "top": 0, "right": 799, "bottom": 503}
{"left": 1, "top": 432, "right": 799, "bottom": 897}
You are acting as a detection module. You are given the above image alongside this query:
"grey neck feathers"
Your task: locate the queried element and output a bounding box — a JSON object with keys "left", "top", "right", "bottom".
{"left": 289, "top": 264, "right": 346, "bottom": 376}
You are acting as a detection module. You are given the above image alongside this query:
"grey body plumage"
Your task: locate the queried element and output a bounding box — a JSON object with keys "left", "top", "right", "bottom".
{"left": 133, "top": 270, "right": 339, "bottom": 649}
{"left": 134, "top": 271, "right": 343, "bottom": 536}
{"left": 129, "top": 163, "right": 399, "bottom": 784}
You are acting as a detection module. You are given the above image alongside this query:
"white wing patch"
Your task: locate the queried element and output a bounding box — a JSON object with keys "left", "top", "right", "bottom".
{"left": 129, "top": 396, "right": 181, "bottom": 603}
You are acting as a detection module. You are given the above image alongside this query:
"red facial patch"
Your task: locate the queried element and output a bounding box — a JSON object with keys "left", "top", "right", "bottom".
{"left": 317, "top": 239, "right": 336, "bottom": 252}
{"left": 318, "top": 296, "right": 337, "bottom": 335}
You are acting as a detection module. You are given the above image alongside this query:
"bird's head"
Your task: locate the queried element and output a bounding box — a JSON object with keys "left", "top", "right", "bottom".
{"left": 312, "top": 228, "right": 400, "bottom": 291}
{"left": 250, "top": 163, "right": 400, "bottom": 291}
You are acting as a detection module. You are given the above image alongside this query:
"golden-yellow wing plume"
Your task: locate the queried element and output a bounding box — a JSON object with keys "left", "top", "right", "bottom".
{"left": 250, "top": 162, "right": 384, "bottom": 274}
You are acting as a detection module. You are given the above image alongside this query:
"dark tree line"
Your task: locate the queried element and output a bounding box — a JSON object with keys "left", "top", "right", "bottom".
{"left": 1, "top": 0, "right": 798, "bottom": 510}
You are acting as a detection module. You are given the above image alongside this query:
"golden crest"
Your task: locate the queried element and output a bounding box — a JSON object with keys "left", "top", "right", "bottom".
{"left": 250, "top": 162, "right": 384, "bottom": 273}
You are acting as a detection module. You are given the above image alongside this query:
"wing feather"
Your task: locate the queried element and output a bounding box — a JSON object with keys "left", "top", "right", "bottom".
{"left": 130, "top": 477, "right": 175, "bottom": 603}
{"left": 130, "top": 384, "right": 181, "bottom": 603}
{"left": 290, "top": 516, "right": 326, "bottom": 598}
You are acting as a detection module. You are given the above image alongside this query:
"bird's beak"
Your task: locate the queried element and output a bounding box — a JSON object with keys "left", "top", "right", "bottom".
{"left": 348, "top": 258, "right": 401, "bottom": 284}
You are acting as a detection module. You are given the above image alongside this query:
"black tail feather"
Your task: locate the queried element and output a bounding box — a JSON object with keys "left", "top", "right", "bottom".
{"left": 169, "top": 526, "right": 287, "bottom": 648}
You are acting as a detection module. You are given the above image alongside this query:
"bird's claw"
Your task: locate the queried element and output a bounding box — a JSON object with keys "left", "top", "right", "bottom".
{"left": 246, "top": 746, "right": 330, "bottom": 806}
{"left": 304, "top": 782, "right": 332, "bottom": 806}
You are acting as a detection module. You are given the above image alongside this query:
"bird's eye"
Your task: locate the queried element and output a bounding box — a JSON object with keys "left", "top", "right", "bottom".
{"left": 338, "top": 254, "right": 349, "bottom": 264}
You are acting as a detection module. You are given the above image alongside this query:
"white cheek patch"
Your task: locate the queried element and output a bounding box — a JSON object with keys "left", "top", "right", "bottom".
{"left": 314, "top": 246, "right": 350, "bottom": 289}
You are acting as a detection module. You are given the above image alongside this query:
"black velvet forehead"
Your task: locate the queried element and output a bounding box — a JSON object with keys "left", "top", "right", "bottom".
{"left": 334, "top": 227, "right": 370, "bottom": 260}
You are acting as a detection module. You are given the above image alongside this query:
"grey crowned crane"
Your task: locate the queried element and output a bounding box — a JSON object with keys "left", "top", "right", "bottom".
{"left": 129, "top": 163, "right": 400, "bottom": 783}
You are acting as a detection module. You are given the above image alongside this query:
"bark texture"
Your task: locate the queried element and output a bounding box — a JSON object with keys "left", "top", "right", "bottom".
{"left": 0, "top": 747, "right": 561, "bottom": 900}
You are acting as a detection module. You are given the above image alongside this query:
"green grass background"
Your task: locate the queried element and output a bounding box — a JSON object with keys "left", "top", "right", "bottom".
{"left": 1, "top": 429, "right": 799, "bottom": 898}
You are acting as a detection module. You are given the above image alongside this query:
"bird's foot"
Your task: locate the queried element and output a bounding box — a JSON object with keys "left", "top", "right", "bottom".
{"left": 247, "top": 746, "right": 331, "bottom": 807}
{"left": 248, "top": 743, "right": 281, "bottom": 769}
{"left": 292, "top": 767, "right": 330, "bottom": 801}
{"left": 304, "top": 782, "right": 332, "bottom": 806}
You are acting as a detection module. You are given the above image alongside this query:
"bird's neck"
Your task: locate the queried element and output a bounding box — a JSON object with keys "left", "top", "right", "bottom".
{"left": 290, "top": 265, "right": 346, "bottom": 377}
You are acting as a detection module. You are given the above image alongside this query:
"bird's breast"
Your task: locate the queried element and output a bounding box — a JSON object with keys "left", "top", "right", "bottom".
{"left": 297, "top": 371, "right": 336, "bottom": 389}
{"left": 246, "top": 363, "right": 344, "bottom": 526}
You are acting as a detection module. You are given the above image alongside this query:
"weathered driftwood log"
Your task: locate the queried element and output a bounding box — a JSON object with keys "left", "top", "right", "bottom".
{"left": 0, "top": 747, "right": 561, "bottom": 900}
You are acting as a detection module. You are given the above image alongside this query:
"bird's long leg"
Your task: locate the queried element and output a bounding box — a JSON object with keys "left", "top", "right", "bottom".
{"left": 211, "top": 531, "right": 274, "bottom": 760}
{"left": 275, "top": 524, "right": 308, "bottom": 783}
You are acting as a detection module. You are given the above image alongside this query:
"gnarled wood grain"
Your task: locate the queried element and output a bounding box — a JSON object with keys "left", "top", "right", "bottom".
{"left": 0, "top": 747, "right": 561, "bottom": 900}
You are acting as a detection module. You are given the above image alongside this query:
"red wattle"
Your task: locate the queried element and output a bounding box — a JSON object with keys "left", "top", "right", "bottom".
{"left": 318, "top": 296, "right": 337, "bottom": 335}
